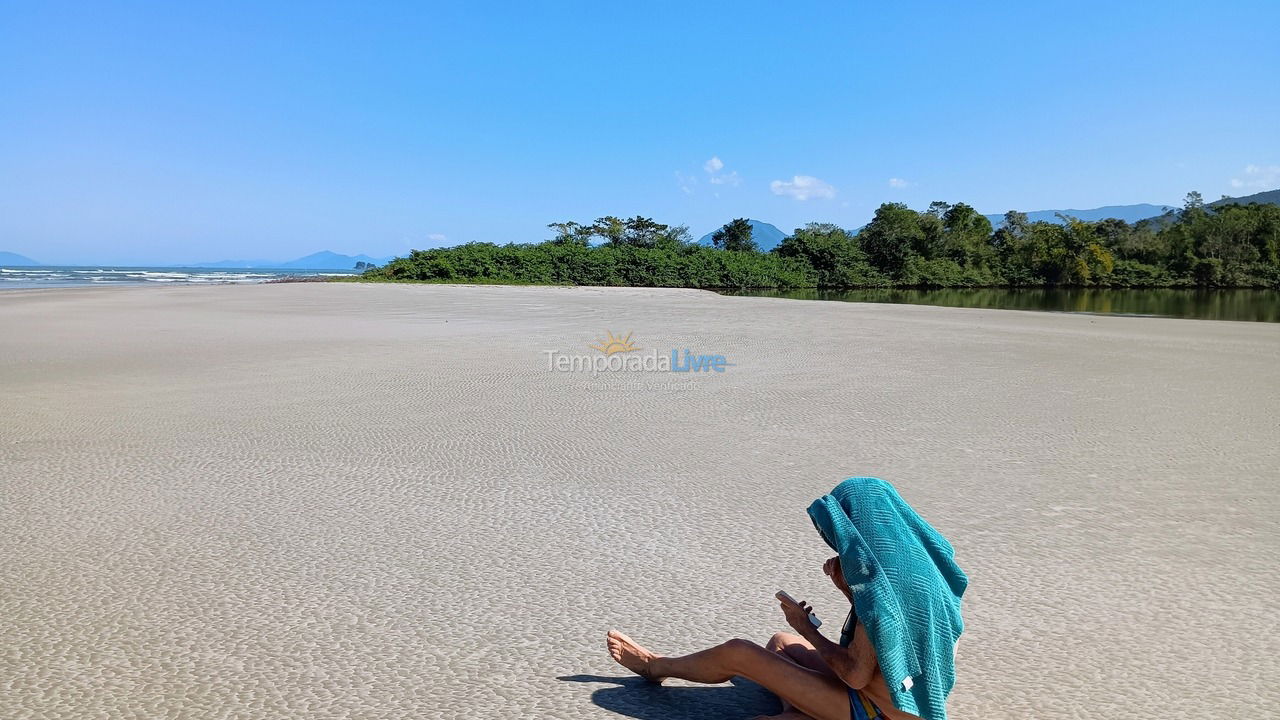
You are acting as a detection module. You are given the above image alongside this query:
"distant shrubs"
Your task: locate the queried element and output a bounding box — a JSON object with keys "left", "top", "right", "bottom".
{"left": 1109, "top": 260, "right": 1171, "bottom": 287}
{"left": 373, "top": 242, "right": 813, "bottom": 289}
{"left": 364, "top": 195, "right": 1280, "bottom": 289}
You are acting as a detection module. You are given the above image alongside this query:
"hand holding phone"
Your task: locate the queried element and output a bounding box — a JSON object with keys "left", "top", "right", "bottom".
{"left": 775, "top": 590, "right": 822, "bottom": 628}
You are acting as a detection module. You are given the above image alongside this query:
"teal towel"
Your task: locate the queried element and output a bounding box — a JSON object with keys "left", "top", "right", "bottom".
{"left": 807, "top": 477, "right": 967, "bottom": 720}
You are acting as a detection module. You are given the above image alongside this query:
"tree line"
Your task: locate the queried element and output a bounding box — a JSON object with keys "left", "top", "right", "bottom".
{"left": 364, "top": 193, "right": 1280, "bottom": 289}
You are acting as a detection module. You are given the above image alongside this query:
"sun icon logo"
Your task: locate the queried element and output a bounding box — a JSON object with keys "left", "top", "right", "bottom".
{"left": 590, "top": 330, "right": 639, "bottom": 356}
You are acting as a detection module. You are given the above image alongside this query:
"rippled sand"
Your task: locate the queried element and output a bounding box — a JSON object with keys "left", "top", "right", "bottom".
{"left": 2, "top": 283, "right": 1277, "bottom": 719}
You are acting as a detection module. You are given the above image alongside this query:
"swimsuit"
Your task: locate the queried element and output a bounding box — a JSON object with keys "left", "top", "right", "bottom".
{"left": 849, "top": 687, "right": 885, "bottom": 719}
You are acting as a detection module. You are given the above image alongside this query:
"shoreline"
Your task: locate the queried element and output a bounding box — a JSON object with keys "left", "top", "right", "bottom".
{"left": 4, "top": 280, "right": 1276, "bottom": 323}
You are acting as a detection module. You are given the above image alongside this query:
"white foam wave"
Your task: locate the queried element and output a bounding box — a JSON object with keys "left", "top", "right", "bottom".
{"left": 0, "top": 267, "right": 343, "bottom": 289}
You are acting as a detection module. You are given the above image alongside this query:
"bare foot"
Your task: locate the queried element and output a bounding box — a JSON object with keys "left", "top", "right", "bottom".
{"left": 606, "top": 630, "right": 666, "bottom": 682}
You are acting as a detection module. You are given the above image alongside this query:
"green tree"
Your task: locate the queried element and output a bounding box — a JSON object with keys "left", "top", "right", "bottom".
{"left": 711, "top": 218, "right": 758, "bottom": 252}
{"left": 1179, "top": 191, "right": 1208, "bottom": 226}
{"left": 620, "top": 216, "right": 670, "bottom": 248}
{"left": 547, "top": 221, "right": 591, "bottom": 246}
{"left": 1031, "top": 217, "right": 1115, "bottom": 285}
{"left": 1000, "top": 210, "right": 1030, "bottom": 236}
{"left": 858, "top": 203, "right": 923, "bottom": 277}
{"left": 990, "top": 212, "right": 1027, "bottom": 249}
{"left": 655, "top": 224, "right": 694, "bottom": 251}
{"left": 776, "top": 223, "right": 885, "bottom": 286}
{"left": 591, "top": 216, "right": 627, "bottom": 245}
{"left": 940, "top": 202, "right": 995, "bottom": 266}
{"left": 915, "top": 210, "right": 946, "bottom": 259}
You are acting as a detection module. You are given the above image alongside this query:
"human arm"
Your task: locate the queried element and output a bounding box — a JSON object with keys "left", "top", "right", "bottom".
{"left": 778, "top": 596, "right": 876, "bottom": 690}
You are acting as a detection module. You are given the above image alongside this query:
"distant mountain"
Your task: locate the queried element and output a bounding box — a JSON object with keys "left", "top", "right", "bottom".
{"left": 698, "top": 219, "right": 789, "bottom": 251}
{"left": 0, "top": 251, "right": 41, "bottom": 266}
{"left": 276, "top": 251, "right": 391, "bottom": 269}
{"left": 1132, "top": 188, "right": 1280, "bottom": 230}
{"left": 982, "top": 190, "right": 1279, "bottom": 230}
{"left": 192, "top": 251, "right": 392, "bottom": 270}
{"left": 983, "top": 203, "right": 1175, "bottom": 227}
{"left": 1210, "top": 188, "right": 1280, "bottom": 208}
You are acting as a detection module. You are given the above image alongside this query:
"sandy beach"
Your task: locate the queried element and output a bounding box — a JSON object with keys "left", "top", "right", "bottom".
{"left": 2, "top": 283, "right": 1277, "bottom": 719}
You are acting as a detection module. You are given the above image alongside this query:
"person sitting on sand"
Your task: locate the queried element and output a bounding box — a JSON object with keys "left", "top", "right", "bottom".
{"left": 607, "top": 477, "right": 967, "bottom": 720}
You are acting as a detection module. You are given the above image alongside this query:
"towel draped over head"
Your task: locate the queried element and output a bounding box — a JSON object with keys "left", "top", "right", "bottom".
{"left": 807, "top": 477, "right": 967, "bottom": 720}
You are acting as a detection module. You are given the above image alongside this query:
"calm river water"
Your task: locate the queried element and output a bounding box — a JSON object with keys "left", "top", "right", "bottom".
{"left": 725, "top": 288, "right": 1280, "bottom": 322}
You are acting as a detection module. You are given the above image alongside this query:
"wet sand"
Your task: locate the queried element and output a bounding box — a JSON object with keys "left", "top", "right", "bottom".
{"left": 2, "top": 283, "right": 1278, "bottom": 719}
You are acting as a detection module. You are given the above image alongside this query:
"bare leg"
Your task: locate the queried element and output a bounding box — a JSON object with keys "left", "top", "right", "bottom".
{"left": 764, "top": 632, "right": 835, "bottom": 715}
{"left": 766, "top": 632, "right": 833, "bottom": 676}
{"left": 607, "top": 631, "right": 851, "bottom": 720}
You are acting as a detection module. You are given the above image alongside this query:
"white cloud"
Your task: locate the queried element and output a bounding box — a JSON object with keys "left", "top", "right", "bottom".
{"left": 428, "top": 233, "right": 447, "bottom": 243}
{"left": 888, "top": 177, "right": 910, "bottom": 188}
{"left": 1230, "top": 164, "right": 1280, "bottom": 190}
{"left": 770, "top": 175, "right": 836, "bottom": 201}
{"left": 675, "top": 170, "right": 697, "bottom": 195}
{"left": 697, "top": 155, "right": 740, "bottom": 187}
{"left": 709, "top": 170, "right": 740, "bottom": 186}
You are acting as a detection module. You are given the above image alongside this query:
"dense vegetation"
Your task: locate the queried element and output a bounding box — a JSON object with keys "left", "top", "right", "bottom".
{"left": 363, "top": 194, "right": 1280, "bottom": 289}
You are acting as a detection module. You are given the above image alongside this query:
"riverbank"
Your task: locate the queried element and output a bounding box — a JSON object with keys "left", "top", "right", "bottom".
{"left": 2, "top": 283, "right": 1277, "bottom": 719}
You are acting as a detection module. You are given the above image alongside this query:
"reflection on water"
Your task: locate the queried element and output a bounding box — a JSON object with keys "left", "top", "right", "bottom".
{"left": 724, "top": 288, "right": 1280, "bottom": 323}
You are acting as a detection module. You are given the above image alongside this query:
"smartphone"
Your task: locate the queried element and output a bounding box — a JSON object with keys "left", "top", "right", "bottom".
{"left": 775, "top": 590, "right": 822, "bottom": 628}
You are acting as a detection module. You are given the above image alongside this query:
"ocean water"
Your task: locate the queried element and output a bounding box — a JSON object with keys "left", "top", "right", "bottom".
{"left": 0, "top": 266, "right": 356, "bottom": 290}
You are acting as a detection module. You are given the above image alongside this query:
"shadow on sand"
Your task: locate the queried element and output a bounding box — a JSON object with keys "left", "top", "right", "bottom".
{"left": 557, "top": 674, "right": 780, "bottom": 719}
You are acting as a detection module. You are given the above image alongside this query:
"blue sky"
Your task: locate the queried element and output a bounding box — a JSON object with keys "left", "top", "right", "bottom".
{"left": 2, "top": 1, "right": 1278, "bottom": 265}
